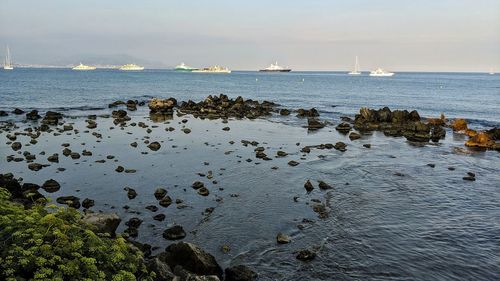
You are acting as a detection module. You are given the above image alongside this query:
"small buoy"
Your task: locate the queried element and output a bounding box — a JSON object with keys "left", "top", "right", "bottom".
{"left": 256, "top": 78, "right": 258, "bottom": 81}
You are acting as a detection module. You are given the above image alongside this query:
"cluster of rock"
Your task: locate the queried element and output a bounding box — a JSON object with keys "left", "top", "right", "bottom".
{"left": 353, "top": 107, "right": 446, "bottom": 142}
{"left": 451, "top": 119, "right": 499, "bottom": 151}
{"left": 109, "top": 99, "right": 146, "bottom": 111}
{"left": 171, "top": 94, "right": 276, "bottom": 119}
{"left": 0, "top": 173, "right": 46, "bottom": 207}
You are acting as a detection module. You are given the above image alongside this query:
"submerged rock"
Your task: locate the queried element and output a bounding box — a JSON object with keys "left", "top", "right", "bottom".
{"left": 304, "top": 180, "right": 314, "bottom": 192}
{"left": 42, "top": 179, "right": 60, "bottom": 193}
{"left": 148, "top": 141, "right": 161, "bottom": 151}
{"left": 276, "top": 233, "right": 291, "bottom": 244}
{"left": 163, "top": 225, "right": 186, "bottom": 240}
{"left": 296, "top": 249, "right": 316, "bottom": 261}
{"left": 225, "top": 265, "right": 258, "bottom": 281}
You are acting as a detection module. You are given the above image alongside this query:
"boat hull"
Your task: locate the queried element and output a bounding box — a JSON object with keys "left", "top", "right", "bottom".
{"left": 3, "top": 66, "right": 13, "bottom": 70}
{"left": 369, "top": 73, "right": 394, "bottom": 77}
{"left": 348, "top": 72, "right": 361, "bottom": 75}
{"left": 259, "top": 69, "right": 291, "bottom": 72}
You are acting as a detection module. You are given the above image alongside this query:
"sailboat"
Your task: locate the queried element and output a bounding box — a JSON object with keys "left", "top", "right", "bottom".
{"left": 348, "top": 56, "right": 361, "bottom": 75}
{"left": 3, "top": 46, "right": 13, "bottom": 70}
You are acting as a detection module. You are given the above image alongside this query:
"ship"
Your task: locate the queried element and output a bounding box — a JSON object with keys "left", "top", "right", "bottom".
{"left": 119, "top": 64, "right": 144, "bottom": 71}
{"left": 3, "top": 46, "right": 13, "bottom": 70}
{"left": 174, "top": 62, "right": 198, "bottom": 72}
{"left": 259, "top": 61, "right": 291, "bottom": 72}
{"left": 192, "top": 65, "right": 231, "bottom": 73}
{"left": 348, "top": 56, "right": 361, "bottom": 75}
{"left": 72, "top": 63, "right": 96, "bottom": 71}
{"left": 369, "top": 68, "right": 394, "bottom": 77}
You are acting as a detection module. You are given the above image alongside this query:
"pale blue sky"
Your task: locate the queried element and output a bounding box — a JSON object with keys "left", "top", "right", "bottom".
{"left": 1, "top": 0, "right": 499, "bottom": 71}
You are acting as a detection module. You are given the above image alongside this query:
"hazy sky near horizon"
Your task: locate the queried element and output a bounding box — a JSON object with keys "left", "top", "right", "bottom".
{"left": 1, "top": 0, "right": 499, "bottom": 71}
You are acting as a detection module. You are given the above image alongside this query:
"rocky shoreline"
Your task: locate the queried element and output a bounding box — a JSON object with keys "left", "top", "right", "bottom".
{"left": 1, "top": 95, "right": 499, "bottom": 280}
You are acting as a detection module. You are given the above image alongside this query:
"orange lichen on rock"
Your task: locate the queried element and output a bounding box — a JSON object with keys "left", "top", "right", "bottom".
{"left": 465, "top": 132, "right": 496, "bottom": 149}
{"left": 427, "top": 113, "right": 446, "bottom": 126}
{"left": 452, "top": 118, "right": 468, "bottom": 131}
{"left": 465, "top": 129, "right": 477, "bottom": 137}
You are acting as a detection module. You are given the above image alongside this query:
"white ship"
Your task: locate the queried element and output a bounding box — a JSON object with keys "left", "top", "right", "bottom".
{"left": 174, "top": 62, "right": 198, "bottom": 72}
{"left": 489, "top": 68, "right": 495, "bottom": 75}
{"left": 192, "top": 65, "right": 231, "bottom": 73}
{"left": 348, "top": 56, "right": 361, "bottom": 75}
{"left": 72, "top": 63, "right": 96, "bottom": 71}
{"left": 369, "top": 68, "right": 394, "bottom": 77}
{"left": 119, "top": 64, "right": 144, "bottom": 71}
{"left": 259, "top": 61, "right": 291, "bottom": 72}
{"left": 3, "top": 46, "right": 13, "bottom": 70}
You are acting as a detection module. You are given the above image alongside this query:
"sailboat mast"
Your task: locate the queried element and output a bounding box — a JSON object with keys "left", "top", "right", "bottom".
{"left": 355, "top": 56, "right": 359, "bottom": 72}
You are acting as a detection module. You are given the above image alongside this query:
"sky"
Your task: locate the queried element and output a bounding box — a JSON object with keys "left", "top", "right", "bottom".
{"left": 1, "top": 0, "right": 499, "bottom": 71}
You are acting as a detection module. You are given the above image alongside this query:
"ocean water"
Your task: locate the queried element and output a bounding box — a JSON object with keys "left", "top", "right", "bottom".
{"left": 1, "top": 69, "right": 500, "bottom": 281}
{"left": 0, "top": 69, "right": 499, "bottom": 128}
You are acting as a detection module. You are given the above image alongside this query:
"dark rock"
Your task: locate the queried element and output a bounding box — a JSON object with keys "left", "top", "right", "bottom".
{"left": 296, "top": 108, "right": 319, "bottom": 118}
{"left": 125, "top": 187, "right": 137, "bottom": 199}
{"left": 125, "top": 217, "right": 143, "bottom": 228}
{"left": 0, "top": 110, "right": 8, "bottom": 117}
{"left": 154, "top": 188, "right": 168, "bottom": 200}
{"left": 334, "top": 142, "right": 347, "bottom": 152}
{"left": 116, "top": 166, "right": 124, "bottom": 172}
{"left": 335, "top": 122, "right": 352, "bottom": 133}
{"left": 198, "top": 187, "right": 210, "bottom": 196}
{"left": 363, "top": 144, "right": 371, "bottom": 148}
{"left": 296, "top": 249, "right": 316, "bottom": 261}
{"left": 276, "top": 151, "right": 288, "bottom": 157}
{"left": 192, "top": 181, "right": 204, "bottom": 189}
{"left": 82, "top": 198, "right": 95, "bottom": 209}
{"left": 153, "top": 214, "right": 166, "bottom": 221}
{"left": 146, "top": 205, "right": 159, "bottom": 212}
{"left": 26, "top": 110, "right": 41, "bottom": 120}
{"left": 163, "top": 225, "right": 186, "bottom": 240}
{"left": 307, "top": 118, "right": 326, "bottom": 130}
{"left": 304, "top": 180, "right": 314, "bottom": 192}
{"left": 349, "top": 132, "right": 361, "bottom": 140}
{"left": 318, "top": 181, "right": 332, "bottom": 190}
{"left": 56, "top": 196, "right": 80, "bottom": 208}
{"left": 42, "top": 111, "right": 63, "bottom": 125}
{"left": 149, "top": 98, "right": 177, "bottom": 114}
{"left": 288, "top": 160, "right": 299, "bottom": 166}
{"left": 13, "top": 108, "right": 25, "bottom": 115}
{"left": 47, "top": 153, "right": 59, "bottom": 163}
{"left": 161, "top": 242, "right": 223, "bottom": 278}
{"left": 42, "top": 179, "right": 60, "bottom": 193}
{"left": 279, "top": 109, "right": 290, "bottom": 116}
{"left": 146, "top": 257, "right": 175, "bottom": 281}
{"left": 225, "top": 265, "right": 258, "bottom": 281}
{"left": 148, "top": 141, "right": 161, "bottom": 151}
{"left": 11, "top": 142, "right": 22, "bottom": 151}
{"left": 159, "top": 196, "right": 173, "bottom": 207}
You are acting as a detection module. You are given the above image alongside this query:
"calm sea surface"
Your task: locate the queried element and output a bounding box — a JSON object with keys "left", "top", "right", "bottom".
{"left": 0, "top": 69, "right": 499, "bottom": 128}
{"left": 1, "top": 69, "right": 499, "bottom": 280}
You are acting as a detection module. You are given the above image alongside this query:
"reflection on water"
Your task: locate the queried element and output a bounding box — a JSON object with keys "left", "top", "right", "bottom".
{"left": 1, "top": 111, "right": 498, "bottom": 280}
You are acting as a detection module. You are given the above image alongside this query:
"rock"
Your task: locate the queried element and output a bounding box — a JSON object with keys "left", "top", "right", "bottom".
{"left": 296, "top": 108, "right": 319, "bottom": 118}
{"left": 13, "top": 108, "right": 25, "bottom": 115}
{"left": 148, "top": 141, "right": 161, "bottom": 151}
{"left": 42, "top": 111, "right": 63, "bottom": 125}
{"left": 307, "top": 118, "right": 326, "bottom": 130}
{"left": 335, "top": 122, "right": 352, "bottom": 133}
{"left": 42, "top": 179, "right": 60, "bottom": 193}
{"left": 82, "top": 198, "right": 95, "bottom": 209}
{"left": 125, "top": 187, "right": 137, "bottom": 199}
{"left": 318, "top": 181, "right": 332, "bottom": 190}
{"left": 146, "top": 257, "right": 176, "bottom": 281}
{"left": 182, "top": 128, "right": 192, "bottom": 134}
{"left": 276, "top": 233, "right": 291, "bottom": 244}
{"left": 465, "top": 132, "right": 497, "bottom": 150}
{"left": 222, "top": 127, "right": 230, "bottom": 131}
{"left": 70, "top": 152, "right": 81, "bottom": 159}
{"left": 0, "top": 110, "right": 8, "bottom": 117}
{"left": 192, "top": 181, "right": 204, "bottom": 189}
{"left": 154, "top": 188, "right": 168, "bottom": 200}
{"left": 47, "top": 153, "right": 59, "bottom": 163}
{"left": 163, "top": 225, "right": 187, "bottom": 240}
{"left": 82, "top": 213, "right": 121, "bottom": 236}
{"left": 288, "top": 160, "right": 299, "bottom": 166}
{"left": 363, "top": 144, "right": 371, "bottom": 148}
{"left": 26, "top": 110, "right": 41, "bottom": 120}
{"left": 452, "top": 118, "right": 468, "bottom": 131}
{"left": 431, "top": 126, "right": 446, "bottom": 142}
{"left": 161, "top": 242, "right": 223, "bottom": 278}
{"left": 296, "top": 249, "right": 316, "bottom": 261}
{"left": 198, "top": 187, "right": 210, "bottom": 196}
{"left": 279, "top": 109, "right": 290, "bottom": 116}
{"left": 153, "top": 214, "right": 166, "bottom": 221}
{"left": 11, "top": 142, "right": 22, "bottom": 151}
{"left": 149, "top": 98, "right": 177, "bottom": 114}
{"left": 146, "top": 205, "right": 159, "bottom": 212}
{"left": 62, "top": 148, "right": 72, "bottom": 156}
{"left": 334, "top": 142, "right": 347, "bottom": 152}
{"left": 116, "top": 166, "right": 124, "bottom": 172}
{"left": 125, "top": 217, "right": 143, "bottom": 228}
{"left": 276, "top": 151, "right": 288, "bottom": 157}
{"left": 159, "top": 196, "right": 173, "bottom": 207}
{"left": 56, "top": 196, "right": 80, "bottom": 208}
{"left": 349, "top": 132, "right": 361, "bottom": 140}
{"left": 224, "top": 265, "right": 258, "bottom": 281}
{"left": 304, "top": 180, "right": 314, "bottom": 192}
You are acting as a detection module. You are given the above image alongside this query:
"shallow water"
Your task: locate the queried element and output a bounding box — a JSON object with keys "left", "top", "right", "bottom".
{"left": 1, "top": 69, "right": 499, "bottom": 129}
{"left": 1, "top": 110, "right": 499, "bottom": 280}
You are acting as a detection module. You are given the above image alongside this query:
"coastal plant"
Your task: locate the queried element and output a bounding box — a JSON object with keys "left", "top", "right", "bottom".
{"left": 0, "top": 188, "right": 151, "bottom": 281}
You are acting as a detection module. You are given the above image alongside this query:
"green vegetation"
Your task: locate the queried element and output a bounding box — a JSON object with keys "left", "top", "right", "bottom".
{"left": 0, "top": 188, "right": 150, "bottom": 281}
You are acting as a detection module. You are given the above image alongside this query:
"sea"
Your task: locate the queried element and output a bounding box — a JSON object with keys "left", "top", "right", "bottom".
{"left": 1, "top": 69, "right": 499, "bottom": 281}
